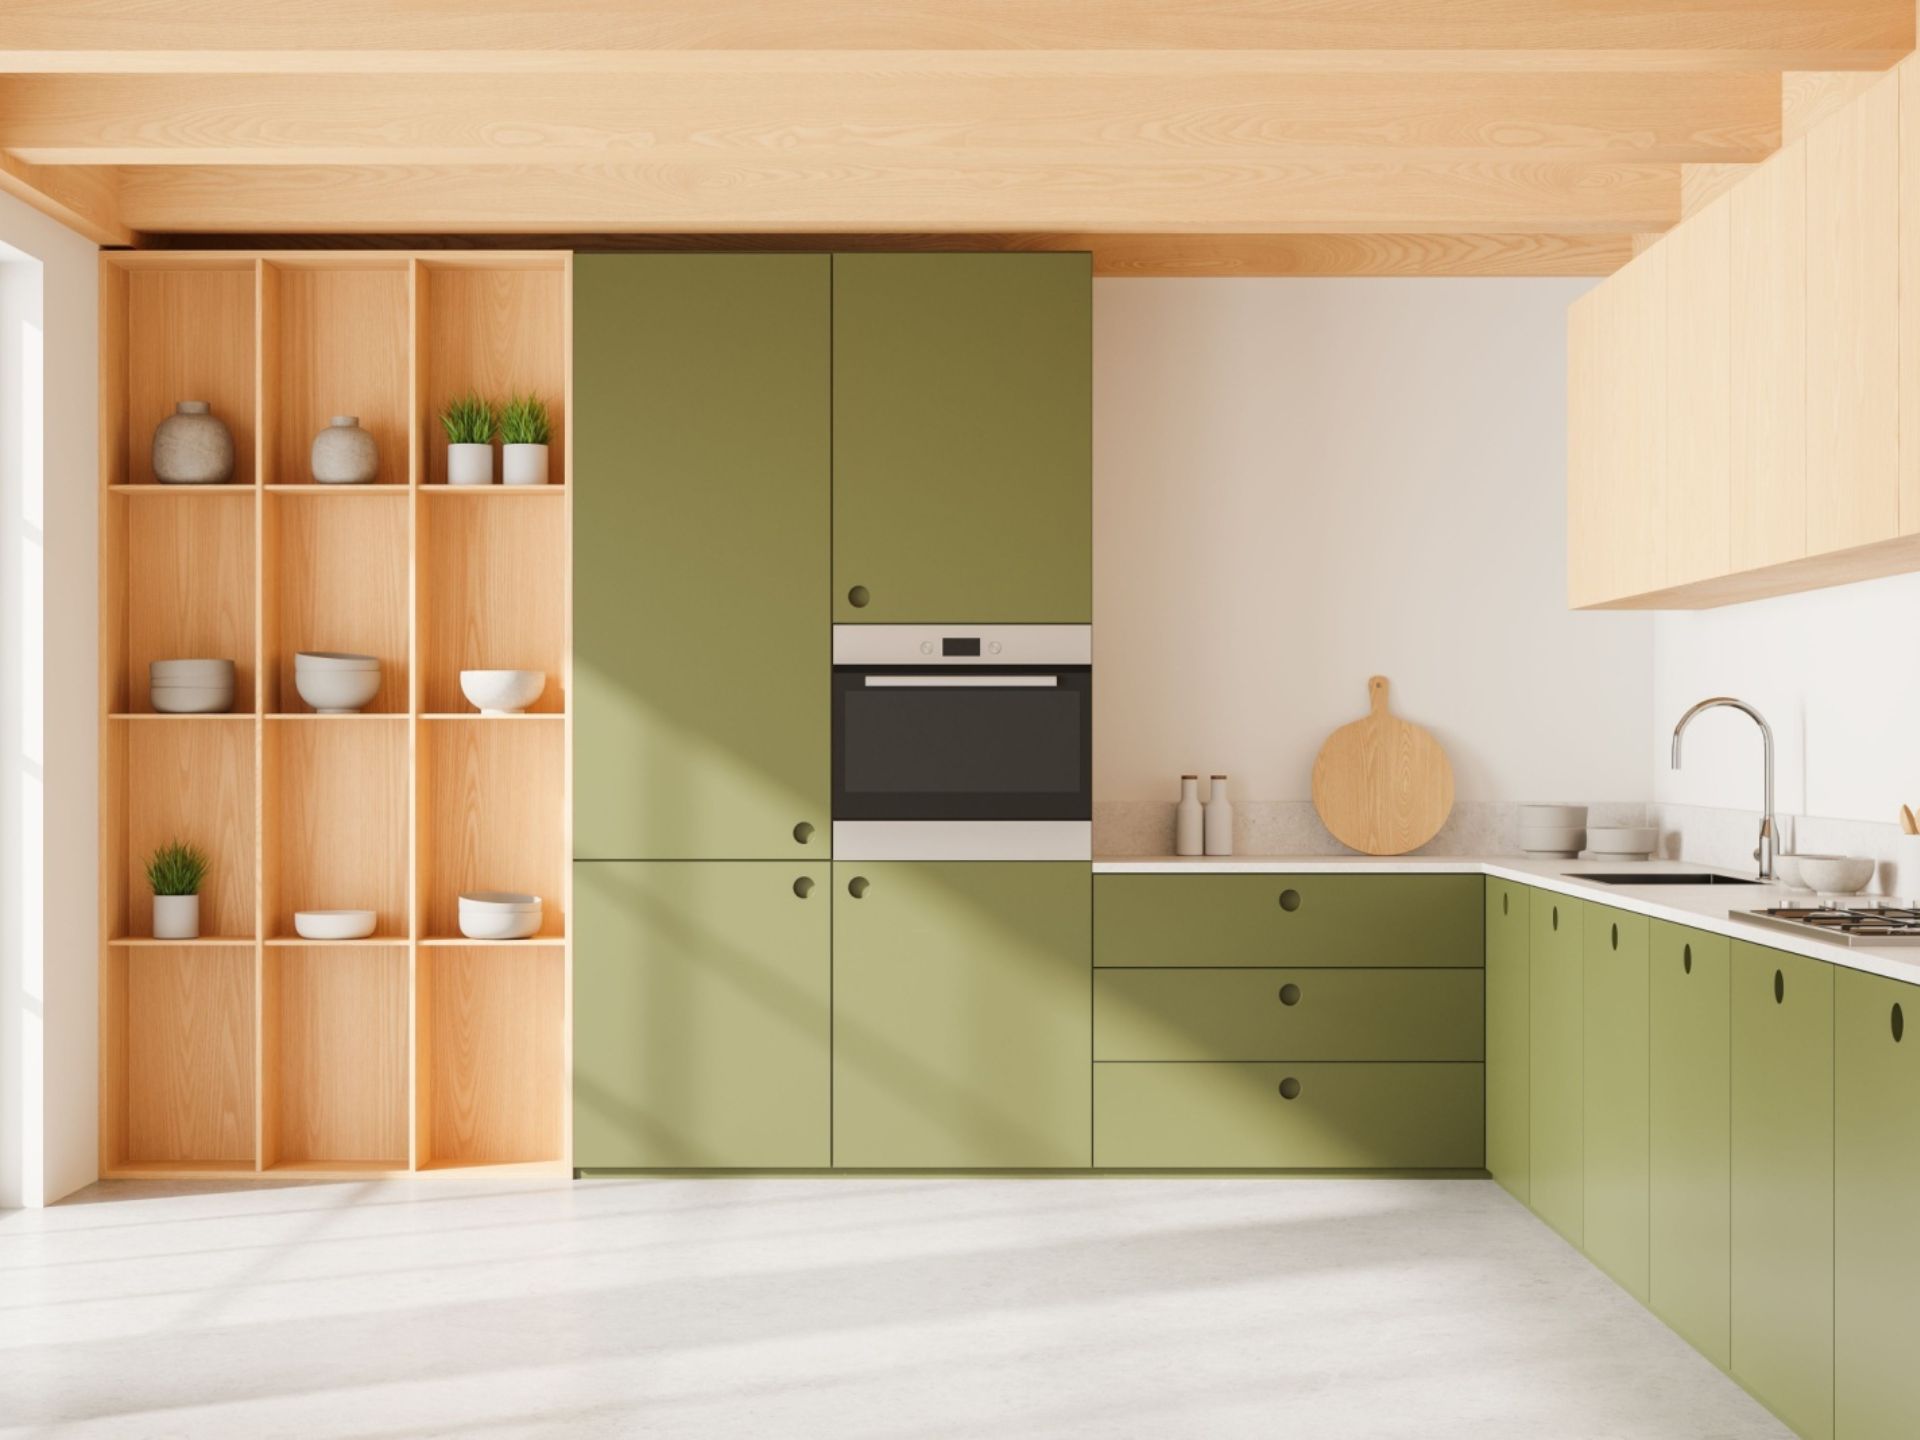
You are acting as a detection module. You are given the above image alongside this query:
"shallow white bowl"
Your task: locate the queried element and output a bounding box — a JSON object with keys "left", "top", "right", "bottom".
{"left": 1587, "top": 826, "right": 1659, "bottom": 856}
{"left": 1797, "top": 854, "right": 1876, "bottom": 896}
{"left": 458, "top": 892, "right": 542, "bottom": 941}
{"left": 295, "top": 664, "right": 380, "bottom": 714}
{"left": 151, "top": 681, "right": 235, "bottom": 714}
{"left": 1773, "top": 854, "right": 1806, "bottom": 891}
{"left": 460, "top": 669, "right": 546, "bottom": 715}
{"left": 295, "top": 650, "right": 380, "bottom": 671}
{"left": 293, "top": 909, "right": 377, "bottom": 941}
{"left": 1520, "top": 804, "right": 1588, "bottom": 828}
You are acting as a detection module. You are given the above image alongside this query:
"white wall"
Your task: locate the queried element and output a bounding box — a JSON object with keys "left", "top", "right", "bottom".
{"left": 1653, "top": 569, "right": 1920, "bottom": 825}
{"left": 1094, "top": 277, "right": 1654, "bottom": 807}
{"left": 0, "top": 191, "right": 96, "bottom": 1208}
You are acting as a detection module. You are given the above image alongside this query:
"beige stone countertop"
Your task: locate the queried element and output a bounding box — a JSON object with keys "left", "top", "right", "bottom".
{"left": 1093, "top": 854, "right": 1920, "bottom": 987}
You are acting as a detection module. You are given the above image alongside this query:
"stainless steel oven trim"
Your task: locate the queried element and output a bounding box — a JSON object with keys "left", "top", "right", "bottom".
{"left": 864, "top": 674, "right": 1059, "bottom": 688}
{"left": 833, "top": 820, "right": 1092, "bottom": 861}
{"left": 832, "top": 624, "right": 1091, "bottom": 666}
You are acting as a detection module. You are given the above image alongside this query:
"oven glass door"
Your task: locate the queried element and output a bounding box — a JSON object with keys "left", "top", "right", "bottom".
{"left": 832, "top": 666, "right": 1092, "bottom": 821}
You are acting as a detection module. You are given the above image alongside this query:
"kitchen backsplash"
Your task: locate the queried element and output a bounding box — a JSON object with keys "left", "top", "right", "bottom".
{"left": 1650, "top": 802, "right": 1920, "bottom": 902}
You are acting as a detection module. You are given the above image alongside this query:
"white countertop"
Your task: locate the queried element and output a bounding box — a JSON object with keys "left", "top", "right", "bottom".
{"left": 1094, "top": 855, "right": 1920, "bottom": 986}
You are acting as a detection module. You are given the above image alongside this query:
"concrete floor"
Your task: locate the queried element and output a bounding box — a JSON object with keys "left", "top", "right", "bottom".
{"left": 0, "top": 1176, "right": 1788, "bottom": 1439}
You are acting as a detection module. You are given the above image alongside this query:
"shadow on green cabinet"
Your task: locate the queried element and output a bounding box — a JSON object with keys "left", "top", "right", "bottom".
{"left": 1529, "top": 891, "right": 1584, "bottom": 1246}
{"left": 1584, "top": 904, "right": 1650, "bottom": 1302}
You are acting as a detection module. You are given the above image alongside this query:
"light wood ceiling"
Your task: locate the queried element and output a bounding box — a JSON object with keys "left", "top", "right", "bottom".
{"left": 0, "top": 1, "right": 1912, "bottom": 273}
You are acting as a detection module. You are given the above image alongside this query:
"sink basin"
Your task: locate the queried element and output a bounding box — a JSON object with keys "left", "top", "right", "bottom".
{"left": 1571, "top": 872, "right": 1761, "bottom": 886}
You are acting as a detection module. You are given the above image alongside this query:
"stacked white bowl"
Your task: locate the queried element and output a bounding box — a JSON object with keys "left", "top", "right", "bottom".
{"left": 1586, "top": 826, "right": 1659, "bottom": 861}
{"left": 458, "top": 891, "right": 542, "bottom": 941}
{"left": 293, "top": 908, "right": 377, "bottom": 941}
{"left": 1520, "top": 803, "right": 1588, "bottom": 858}
{"left": 294, "top": 651, "right": 380, "bottom": 713}
{"left": 150, "top": 658, "right": 235, "bottom": 714}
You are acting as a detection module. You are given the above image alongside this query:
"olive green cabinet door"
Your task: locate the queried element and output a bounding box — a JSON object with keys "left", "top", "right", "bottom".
{"left": 1648, "top": 922, "right": 1732, "bottom": 1370}
{"left": 1584, "top": 904, "right": 1651, "bottom": 1302}
{"left": 832, "top": 253, "right": 1091, "bottom": 623}
{"left": 1485, "top": 879, "right": 1530, "bottom": 1203}
{"left": 573, "top": 861, "right": 831, "bottom": 1169}
{"left": 1732, "top": 941, "right": 1834, "bottom": 1440}
{"left": 573, "top": 254, "right": 831, "bottom": 860}
{"left": 833, "top": 862, "right": 1091, "bottom": 1168}
{"left": 1835, "top": 967, "right": 1920, "bottom": 1440}
{"left": 1528, "top": 890, "right": 1584, "bottom": 1246}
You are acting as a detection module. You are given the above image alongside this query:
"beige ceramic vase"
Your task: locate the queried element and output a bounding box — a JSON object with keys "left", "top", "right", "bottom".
{"left": 152, "top": 400, "right": 234, "bottom": 485}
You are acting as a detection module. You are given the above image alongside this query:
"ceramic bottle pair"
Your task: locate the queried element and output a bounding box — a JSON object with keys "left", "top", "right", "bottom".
{"left": 1176, "top": 775, "right": 1233, "bottom": 857}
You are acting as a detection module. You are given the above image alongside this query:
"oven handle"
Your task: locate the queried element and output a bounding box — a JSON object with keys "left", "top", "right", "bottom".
{"left": 863, "top": 675, "right": 1060, "bottom": 688}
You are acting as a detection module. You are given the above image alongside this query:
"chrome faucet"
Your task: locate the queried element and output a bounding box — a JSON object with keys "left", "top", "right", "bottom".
{"left": 1670, "top": 697, "right": 1776, "bottom": 881}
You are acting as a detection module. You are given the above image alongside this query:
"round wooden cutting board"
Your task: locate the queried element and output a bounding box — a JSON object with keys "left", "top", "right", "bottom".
{"left": 1311, "top": 675, "right": 1455, "bottom": 855}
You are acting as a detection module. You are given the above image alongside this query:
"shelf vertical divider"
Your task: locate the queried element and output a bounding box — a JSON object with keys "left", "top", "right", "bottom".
{"left": 560, "top": 251, "right": 575, "bottom": 1172}
{"left": 252, "top": 256, "right": 271, "bottom": 1172}
{"left": 407, "top": 256, "right": 427, "bottom": 1173}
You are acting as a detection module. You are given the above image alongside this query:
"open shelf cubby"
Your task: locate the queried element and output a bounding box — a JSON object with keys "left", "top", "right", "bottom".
{"left": 98, "top": 251, "right": 573, "bottom": 1178}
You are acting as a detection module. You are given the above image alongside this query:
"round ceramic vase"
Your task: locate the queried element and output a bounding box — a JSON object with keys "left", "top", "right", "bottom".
{"left": 152, "top": 401, "right": 235, "bottom": 485}
{"left": 311, "top": 415, "right": 378, "bottom": 484}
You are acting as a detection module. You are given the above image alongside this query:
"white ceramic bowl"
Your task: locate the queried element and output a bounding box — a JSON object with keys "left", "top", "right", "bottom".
{"left": 1796, "top": 854, "right": 1876, "bottom": 896}
{"left": 294, "top": 654, "right": 380, "bottom": 713}
{"left": 151, "top": 658, "right": 235, "bottom": 683}
{"left": 151, "top": 681, "right": 235, "bottom": 714}
{"left": 1773, "top": 854, "right": 1805, "bottom": 891}
{"left": 1586, "top": 826, "right": 1659, "bottom": 856}
{"left": 1520, "top": 804, "right": 1588, "bottom": 828}
{"left": 295, "top": 651, "right": 379, "bottom": 671}
{"left": 458, "top": 891, "right": 543, "bottom": 941}
{"left": 293, "top": 909, "right": 377, "bottom": 941}
{"left": 460, "top": 669, "right": 547, "bottom": 715}
{"left": 1521, "top": 825, "right": 1587, "bottom": 856}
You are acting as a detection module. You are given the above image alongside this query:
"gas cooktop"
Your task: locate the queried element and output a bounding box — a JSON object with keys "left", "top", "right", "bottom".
{"left": 1736, "top": 905, "right": 1920, "bottom": 947}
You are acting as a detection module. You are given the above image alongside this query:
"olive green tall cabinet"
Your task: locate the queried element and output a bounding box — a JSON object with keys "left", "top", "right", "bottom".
{"left": 572, "top": 251, "right": 1092, "bottom": 1171}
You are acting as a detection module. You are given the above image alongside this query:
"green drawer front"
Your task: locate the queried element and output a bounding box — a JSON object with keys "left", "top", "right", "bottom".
{"left": 1094, "top": 968, "right": 1483, "bottom": 1062}
{"left": 1095, "top": 1062, "right": 1484, "bottom": 1169}
{"left": 1094, "top": 875, "right": 1484, "bottom": 969}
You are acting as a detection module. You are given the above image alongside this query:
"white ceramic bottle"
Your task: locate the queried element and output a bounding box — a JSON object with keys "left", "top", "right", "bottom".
{"left": 1204, "top": 774, "right": 1234, "bottom": 856}
{"left": 1175, "top": 775, "right": 1203, "bottom": 856}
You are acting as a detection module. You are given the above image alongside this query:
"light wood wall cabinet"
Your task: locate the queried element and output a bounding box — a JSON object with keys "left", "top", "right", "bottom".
{"left": 1569, "top": 59, "right": 1920, "bottom": 610}
{"left": 98, "top": 251, "right": 572, "bottom": 1179}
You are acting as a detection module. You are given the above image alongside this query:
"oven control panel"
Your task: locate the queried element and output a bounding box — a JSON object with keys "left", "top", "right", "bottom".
{"left": 834, "top": 624, "right": 1090, "bottom": 666}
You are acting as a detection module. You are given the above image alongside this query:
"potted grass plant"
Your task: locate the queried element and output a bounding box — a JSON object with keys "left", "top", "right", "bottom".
{"left": 147, "top": 839, "right": 210, "bottom": 940}
{"left": 440, "top": 391, "right": 497, "bottom": 486}
{"left": 500, "top": 393, "right": 551, "bottom": 486}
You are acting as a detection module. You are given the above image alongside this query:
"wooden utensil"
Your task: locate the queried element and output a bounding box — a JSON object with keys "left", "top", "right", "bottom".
{"left": 1901, "top": 804, "right": 1917, "bottom": 836}
{"left": 1311, "top": 675, "right": 1455, "bottom": 856}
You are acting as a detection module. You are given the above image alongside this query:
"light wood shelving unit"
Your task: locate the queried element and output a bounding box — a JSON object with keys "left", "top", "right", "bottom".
{"left": 99, "top": 251, "right": 572, "bottom": 1179}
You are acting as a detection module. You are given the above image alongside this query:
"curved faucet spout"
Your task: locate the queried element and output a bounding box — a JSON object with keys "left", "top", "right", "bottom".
{"left": 1670, "top": 697, "right": 1776, "bottom": 881}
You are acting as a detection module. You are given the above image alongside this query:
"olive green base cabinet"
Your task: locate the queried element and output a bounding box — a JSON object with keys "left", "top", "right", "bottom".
{"left": 1528, "top": 892, "right": 1585, "bottom": 1247}
{"left": 832, "top": 862, "right": 1091, "bottom": 1169}
{"left": 1094, "top": 874, "right": 1483, "bottom": 969}
{"left": 1731, "top": 941, "right": 1834, "bottom": 1440}
{"left": 832, "top": 253, "right": 1090, "bottom": 624}
{"left": 1485, "top": 879, "right": 1530, "bottom": 1202}
{"left": 572, "top": 861, "right": 831, "bottom": 1169}
{"left": 1583, "top": 905, "right": 1650, "bottom": 1302}
{"left": 1835, "top": 968, "right": 1920, "bottom": 1440}
{"left": 1095, "top": 1062, "right": 1483, "bottom": 1170}
{"left": 573, "top": 254, "right": 831, "bottom": 861}
{"left": 1648, "top": 922, "right": 1732, "bottom": 1370}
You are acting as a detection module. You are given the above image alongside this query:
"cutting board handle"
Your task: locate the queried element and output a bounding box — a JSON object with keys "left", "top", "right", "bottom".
{"left": 1368, "top": 675, "right": 1389, "bottom": 715}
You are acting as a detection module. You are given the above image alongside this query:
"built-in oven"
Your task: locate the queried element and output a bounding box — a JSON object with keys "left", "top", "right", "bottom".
{"left": 832, "top": 625, "right": 1092, "bottom": 860}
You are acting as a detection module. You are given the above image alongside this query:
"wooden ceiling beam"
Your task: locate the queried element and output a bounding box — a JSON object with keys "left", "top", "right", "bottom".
{"left": 112, "top": 160, "right": 1681, "bottom": 236}
{"left": 0, "top": 71, "right": 1782, "bottom": 168}
{"left": 0, "top": 0, "right": 1907, "bottom": 61}
{"left": 0, "top": 152, "right": 130, "bottom": 244}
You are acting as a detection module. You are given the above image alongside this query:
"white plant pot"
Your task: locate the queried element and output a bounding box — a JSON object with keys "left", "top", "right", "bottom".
{"left": 502, "top": 443, "right": 549, "bottom": 487}
{"left": 447, "top": 442, "right": 494, "bottom": 486}
{"left": 153, "top": 894, "right": 200, "bottom": 941}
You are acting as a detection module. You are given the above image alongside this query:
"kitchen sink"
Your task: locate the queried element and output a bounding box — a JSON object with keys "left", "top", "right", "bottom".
{"left": 1571, "top": 872, "right": 1760, "bottom": 886}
